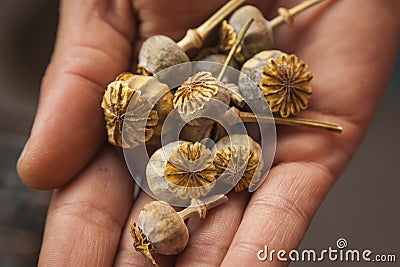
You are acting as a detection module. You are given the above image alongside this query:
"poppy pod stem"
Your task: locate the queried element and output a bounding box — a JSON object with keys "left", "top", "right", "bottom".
{"left": 178, "top": 194, "right": 229, "bottom": 220}
{"left": 230, "top": 107, "right": 343, "bottom": 134}
{"left": 269, "top": 0, "right": 325, "bottom": 28}
{"left": 217, "top": 17, "right": 254, "bottom": 81}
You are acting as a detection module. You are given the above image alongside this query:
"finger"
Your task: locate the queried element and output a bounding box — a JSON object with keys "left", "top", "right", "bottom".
{"left": 221, "top": 161, "right": 333, "bottom": 266}
{"left": 17, "top": 0, "right": 135, "bottom": 189}
{"left": 174, "top": 192, "right": 249, "bottom": 267}
{"left": 38, "top": 145, "right": 134, "bottom": 266}
{"left": 114, "top": 191, "right": 176, "bottom": 267}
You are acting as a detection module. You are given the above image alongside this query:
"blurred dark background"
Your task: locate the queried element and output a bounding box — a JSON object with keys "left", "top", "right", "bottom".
{"left": 0, "top": 1, "right": 398, "bottom": 266}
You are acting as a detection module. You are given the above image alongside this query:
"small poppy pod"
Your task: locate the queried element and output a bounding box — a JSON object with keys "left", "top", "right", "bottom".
{"left": 260, "top": 53, "right": 313, "bottom": 118}
{"left": 239, "top": 50, "right": 284, "bottom": 89}
{"left": 147, "top": 141, "right": 217, "bottom": 204}
{"left": 131, "top": 195, "right": 228, "bottom": 266}
{"left": 130, "top": 201, "right": 188, "bottom": 267}
{"left": 101, "top": 80, "right": 158, "bottom": 148}
{"left": 146, "top": 141, "right": 191, "bottom": 206}
{"left": 137, "top": 201, "right": 189, "bottom": 255}
{"left": 229, "top": 5, "right": 274, "bottom": 59}
{"left": 116, "top": 73, "right": 174, "bottom": 146}
{"left": 138, "top": 35, "right": 190, "bottom": 75}
{"left": 164, "top": 142, "right": 217, "bottom": 200}
{"left": 213, "top": 134, "right": 263, "bottom": 192}
{"left": 229, "top": 1, "right": 326, "bottom": 60}
{"left": 173, "top": 71, "right": 231, "bottom": 127}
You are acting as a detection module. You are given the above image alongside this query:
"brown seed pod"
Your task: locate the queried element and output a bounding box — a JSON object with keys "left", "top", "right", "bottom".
{"left": 131, "top": 201, "right": 188, "bottom": 267}
{"left": 164, "top": 142, "right": 217, "bottom": 200}
{"left": 228, "top": 5, "right": 274, "bottom": 59}
{"left": 113, "top": 73, "right": 174, "bottom": 146}
{"left": 238, "top": 50, "right": 284, "bottom": 94}
{"left": 260, "top": 53, "right": 313, "bottom": 118}
{"left": 229, "top": 0, "right": 325, "bottom": 59}
{"left": 173, "top": 71, "right": 230, "bottom": 127}
{"left": 214, "top": 135, "right": 263, "bottom": 191}
{"left": 131, "top": 195, "right": 228, "bottom": 266}
{"left": 174, "top": 71, "right": 219, "bottom": 114}
{"left": 101, "top": 81, "right": 158, "bottom": 148}
{"left": 138, "top": 35, "right": 191, "bottom": 75}
{"left": 146, "top": 141, "right": 191, "bottom": 206}
{"left": 137, "top": 201, "right": 188, "bottom": 255}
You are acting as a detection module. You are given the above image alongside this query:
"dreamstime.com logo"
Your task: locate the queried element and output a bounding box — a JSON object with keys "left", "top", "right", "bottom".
{"left": 257, "top": 238, "right": 397, "bottom": 263}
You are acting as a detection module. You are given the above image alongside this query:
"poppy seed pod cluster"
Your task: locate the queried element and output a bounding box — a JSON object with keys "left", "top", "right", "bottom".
{"left": 98, "top": 0, "right": 344, "bottom": 266}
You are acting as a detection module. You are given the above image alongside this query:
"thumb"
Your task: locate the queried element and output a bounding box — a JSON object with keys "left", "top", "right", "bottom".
{"left": 17, "top": 0, "right": 135, "bottom": 189}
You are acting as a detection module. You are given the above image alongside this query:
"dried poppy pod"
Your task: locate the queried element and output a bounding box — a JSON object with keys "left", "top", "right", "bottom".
{"left": 137, "top": 0, "right": 245, "bottom": 75}
{"left": 238, "top": 50, "right": 284, "bottom": 97}
{"left": 130, "top": 195, "right": 228, "bottom": 266}
{"left": 213, "top": 135, "right": 263, "bottom": 192}
{"left": 260, "top": 53, "right": 313, "bottom": 118}
{"left": 164, "top": 142, "right": 217, "bottom": 200}
{"left": 173, "top": 71, "right": 230, "bottom": 127}
{"left": 146, "top": 141, "right": 190, "bottom": 205}
{"left": 137, "top": 35, "right": 191, "bottom": 76}
{"left": 147, "top": 141, "right": 217, "bottom": 203}
{"left": 102, "top": 73, "right": 174, "bottom": 148}
{"left": 101, "top": 81, "right": 158, "bottom": 148}
{"left": 229, "top": 0, "right": 325, "bottom": 59}
{"left": 116, "top": 73, "right": 174, "bottom": 145}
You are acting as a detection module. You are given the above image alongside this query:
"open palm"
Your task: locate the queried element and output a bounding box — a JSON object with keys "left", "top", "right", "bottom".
{"left": 17, "top": 0, "right": 399, "bottom": 266}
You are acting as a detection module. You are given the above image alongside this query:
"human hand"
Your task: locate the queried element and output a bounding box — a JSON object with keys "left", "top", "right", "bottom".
{"left": 20, "top": 0, "right": 400, "bottom": 266}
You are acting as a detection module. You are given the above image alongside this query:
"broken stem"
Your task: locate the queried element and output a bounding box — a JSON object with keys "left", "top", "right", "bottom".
{"left": 178, "top": 0, "right": 246, "bottom": 51}
{"left": 231, "top": 107, "right": 343, "bottom": 133}
{"left": 177, "top": 194, "right": 228, "bottom": 220}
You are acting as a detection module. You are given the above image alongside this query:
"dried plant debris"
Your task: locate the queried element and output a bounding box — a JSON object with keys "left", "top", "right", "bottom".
{"left": 260, "top": 53, "right": 313, "bottom": 118}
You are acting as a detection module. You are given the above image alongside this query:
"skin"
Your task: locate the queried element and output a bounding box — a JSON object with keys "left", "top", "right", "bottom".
{"left": 17, "top": 0, "right": 399, "bottom": 266}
